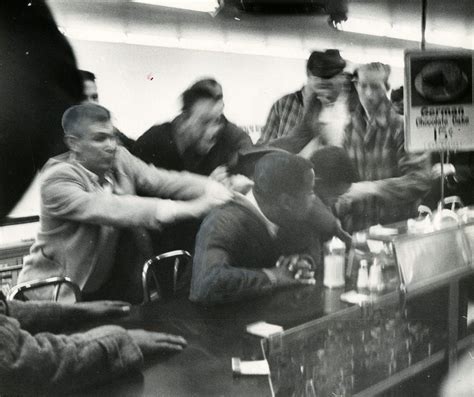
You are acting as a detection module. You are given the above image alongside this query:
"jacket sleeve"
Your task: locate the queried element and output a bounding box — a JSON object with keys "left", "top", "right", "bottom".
{"left": 257, "top": 102, "right": 280, "bottom": 145}
{"left": 369, "top": 124, "right": 431, "bottom": 203}
{"left": 41, "top": 149, "right": 210, "bottom": 229}
{"left": 346, "top": 121, "right": 431, "bottom": 204}
{"left": 120, "top": 147, "right": 209, "bottom": 200}
{"left": 189, "top": 209, "right": 273, "bottom": 304}
{"left": 0, "top": 315, "right": 143, "bottom": 394}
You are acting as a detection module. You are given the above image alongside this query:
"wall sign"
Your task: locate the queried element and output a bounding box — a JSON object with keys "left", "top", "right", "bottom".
{"left": 404, "top": 50, "right": 473, "bottom": 152}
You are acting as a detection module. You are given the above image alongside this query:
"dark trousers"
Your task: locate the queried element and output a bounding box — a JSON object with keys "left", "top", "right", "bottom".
{"left": 83, "top": 228, "right": 153, "bottom": 304}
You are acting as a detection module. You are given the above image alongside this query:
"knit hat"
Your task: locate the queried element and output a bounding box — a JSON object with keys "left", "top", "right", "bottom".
{"left": 307, "top": 49, "right": 346, "bottom": 78}
{"left": 253, "top": 152, "right": 313, "bottom": 198}
{"left": 309, "top": 146, "right": 358, "bottom": 183}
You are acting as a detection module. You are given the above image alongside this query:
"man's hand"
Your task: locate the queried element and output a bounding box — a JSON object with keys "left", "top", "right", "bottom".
{"left": 194, "top": 179, "right": 233, "bottom": 216}
{"left": 228, "top": 174, "right": 254, "bottom": 194}
{"left": 70, "top": 300, "right": 131, "bottom": 320}
{"left": 335, "top": 220, "right": 352, "bottom": 247}
{"left": 209, "top": 166, "right": 229, "bottom": 185}
{"left": 210, "top": 167, "right": 254, "bottom": 194}
{"left": 128, "top": 330, "right": 187, "bottom": 358}
{"left": 340, "top": 181, "right": 379, "bottom": 202}
{"left": 431, "top": 163, "right": 455, "bottom": 179}
{"left": 265, "top": 255, "right": 316, "bottom": 286}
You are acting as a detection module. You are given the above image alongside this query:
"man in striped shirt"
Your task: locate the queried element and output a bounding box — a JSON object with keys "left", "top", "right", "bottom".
{"left": 337, "top": 63, "right": 430, "bottom": 233}
{"left": 257, "top": 49, "right": 348, "bottom": 145}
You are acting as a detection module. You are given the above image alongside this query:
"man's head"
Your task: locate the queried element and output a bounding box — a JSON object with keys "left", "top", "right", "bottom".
{"left": 79, "top": 70, "right": 99, "bottom": 103}
{"left": 354, "top": 62, "right": 391, "bottom": 114}
{"left": 253, "top": 152, "right": 316, "bottom": 225}
{"left": 306, "top": 49, "right": 346, "bottom": 104}
{"left": 390, "top": 86, "right": 404, "bottom": 115}
{"left": 62, "top": 104, "right": 117, "bottom": 176}
{"left": 178, "top": 79, "right": 224, "bottom": 156}
{"left": 310, "top": 146, "right": 358, "bottom": 206}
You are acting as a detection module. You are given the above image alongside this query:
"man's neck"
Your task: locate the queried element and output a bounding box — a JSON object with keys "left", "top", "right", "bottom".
{"left": 71, "top": 155, "right": 107, "bottom": 183}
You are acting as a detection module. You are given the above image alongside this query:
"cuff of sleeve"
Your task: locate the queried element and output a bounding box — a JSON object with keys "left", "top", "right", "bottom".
{"left": 262, "top": 269, "right": 277, "bottom": 286}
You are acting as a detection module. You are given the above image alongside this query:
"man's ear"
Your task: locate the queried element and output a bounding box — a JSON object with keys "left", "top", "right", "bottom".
{"left": 64, "top": 134, "right": 78, "bottom": 152}
{"left": 278, "top": 192, "right": 294, "bottom": 212}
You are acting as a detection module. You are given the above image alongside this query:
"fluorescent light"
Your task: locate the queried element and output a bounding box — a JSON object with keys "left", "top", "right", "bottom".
{"left": 132, "top": 0, "right": 220, "bottom": 13}
{"left": 60, "top": 27, "right": 126, "bottom": 43}
{"left": 336, "top": 17, "right": 473, "bottom": 50}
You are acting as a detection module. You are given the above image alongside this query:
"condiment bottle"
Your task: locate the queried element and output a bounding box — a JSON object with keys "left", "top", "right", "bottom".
{"left": 368, "top": 258, "right": 385, "bottom": 293}
{"left": 357, "top": 259, "right": 369, "bottom": 291}
{"left": 323, "top": 237, "right": 346, "bottom": 288}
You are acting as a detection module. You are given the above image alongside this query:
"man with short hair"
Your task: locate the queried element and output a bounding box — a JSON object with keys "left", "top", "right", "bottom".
{"left": 79, "top": 69, "right": 99, "bottom": 103}
{"left": 257, "top": 49, "right": 349, "bottom": 145}
{"left": 337, "top": 62, "right": 430, "bottom": 232}
{"left": 79, "top": 69, "right": 135, "bottom": 150}
{"left": 17, "top": 103, "right": 232, "bottom": 302}
{"left": 190, "top": 149, "right": 354, "bottom": 304}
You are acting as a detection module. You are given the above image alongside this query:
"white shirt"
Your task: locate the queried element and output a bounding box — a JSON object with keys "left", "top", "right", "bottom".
{"left": 245, "top": 190, "right": 279, "bottom": 238}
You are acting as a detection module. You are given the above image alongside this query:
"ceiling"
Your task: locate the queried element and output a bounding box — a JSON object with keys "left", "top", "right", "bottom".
{"left": 47, "top": 0, "right": 473, "bottom": 64}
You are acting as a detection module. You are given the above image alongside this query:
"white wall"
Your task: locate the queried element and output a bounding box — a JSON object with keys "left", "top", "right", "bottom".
{"left": 71, "top": 38, "right": 404, "bottom": 141}
{"left": 71, "top": 39, "right": 306, "bottom": 140}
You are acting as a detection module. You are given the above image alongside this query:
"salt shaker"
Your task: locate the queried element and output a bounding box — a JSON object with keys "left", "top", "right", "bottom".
{"left": 357, "top": 259, "right": 369, "bottom": 291}
{"left": 368, "top": 258, "right": 385, "bottom": 293}
{"left": 323, "top": 237, "right": 346, "bottom": 288}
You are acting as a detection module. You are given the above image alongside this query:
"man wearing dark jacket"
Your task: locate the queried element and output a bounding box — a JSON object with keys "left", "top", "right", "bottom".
{"left": 190, "top": 149, "right": 355, "bottom": 304}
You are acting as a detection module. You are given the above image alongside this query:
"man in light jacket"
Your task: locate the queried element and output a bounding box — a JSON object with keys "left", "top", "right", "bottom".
{"left": 18, "top": 103, "right": 232, "bottom": 302}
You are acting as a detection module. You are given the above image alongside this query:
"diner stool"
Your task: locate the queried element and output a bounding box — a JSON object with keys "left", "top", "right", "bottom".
{"left": 141, "top": 250, "right": 192, "bottom": 302}
{"left": 7, "top": 276, "right": 82, "bottom": 302}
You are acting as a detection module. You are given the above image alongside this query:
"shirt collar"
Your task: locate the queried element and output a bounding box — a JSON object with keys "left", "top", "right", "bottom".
{"left": 70, "top": 155, "right": 114, "bottom": 188}
{"left": 359, "top": 97, "right": 392, "bottom": 129}
{"left": 245, "top": 190, "right": 279, "bottom": 238}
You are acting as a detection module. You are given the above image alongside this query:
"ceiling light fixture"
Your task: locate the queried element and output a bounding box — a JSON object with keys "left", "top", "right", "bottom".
{"left": 330, "top": 17, "right": 473, "bottom": 50}
{"left": 132, "top": 0, "right": 221, "bottom": 14}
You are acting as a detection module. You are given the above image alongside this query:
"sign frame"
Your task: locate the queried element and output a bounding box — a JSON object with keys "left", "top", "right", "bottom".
{"left": 404, "top": 50, "right": 473, "bottom": 153}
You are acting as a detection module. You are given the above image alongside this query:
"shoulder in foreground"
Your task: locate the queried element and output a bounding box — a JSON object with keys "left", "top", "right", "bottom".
{"left": 202, "top": 196, "right": 253, "bottom": 225}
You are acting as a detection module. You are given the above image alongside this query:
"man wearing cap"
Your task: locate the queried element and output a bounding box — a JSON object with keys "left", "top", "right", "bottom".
{"left": 189, "top": 149, "right": 354, "bottom": 304}
{"left": 257, "top": 49, "right": 349, "bottom": 145}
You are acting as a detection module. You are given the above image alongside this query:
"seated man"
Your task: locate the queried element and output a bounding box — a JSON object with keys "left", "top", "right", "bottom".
{"left": 17, "top": 103, "right": 231, "bottom": 302}
{"left": 190, "top": 150, "right": 353, "bottom": 304}
{"left": 279, "top": 146, "right": 358, "bottom": 271}
{"left": 257, "top": 49, "right": 349, "bottom": 145}
{"left": 0, "top": 292, "right": 186, "bottom": 394}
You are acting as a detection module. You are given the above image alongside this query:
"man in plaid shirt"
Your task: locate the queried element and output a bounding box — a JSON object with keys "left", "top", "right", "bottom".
{"left": 257, "top": 49, "right": 348, "bottom": 144}
{"left": 336, "top": 63, "right": 431, "bottom": 233}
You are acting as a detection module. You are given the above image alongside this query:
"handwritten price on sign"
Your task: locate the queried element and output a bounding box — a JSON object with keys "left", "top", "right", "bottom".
{"left": 433, "top": 126, "right": 454, "bottom": 142}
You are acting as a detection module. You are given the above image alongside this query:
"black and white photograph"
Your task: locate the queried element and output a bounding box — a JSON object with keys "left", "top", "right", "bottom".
{"left": 0, "top": 0, "right": 473, "bottom": 396}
